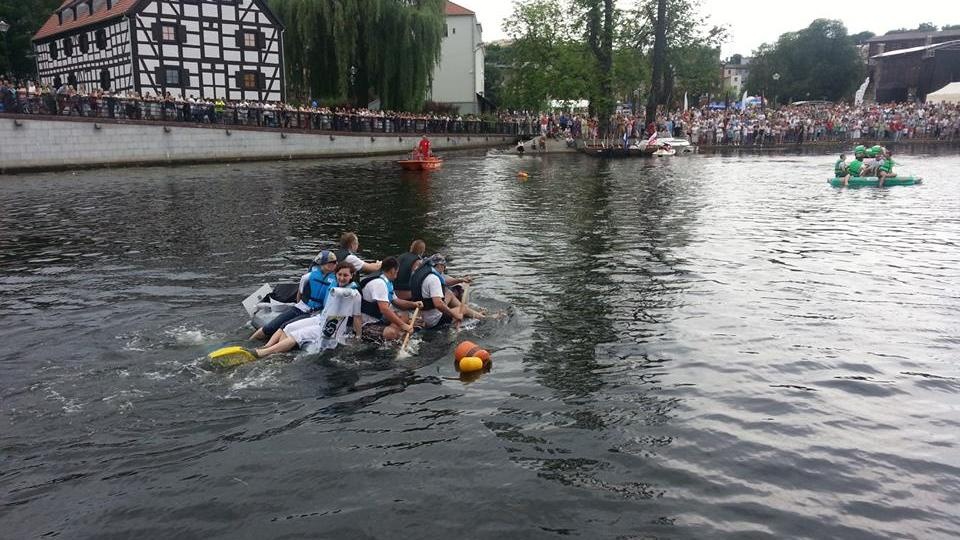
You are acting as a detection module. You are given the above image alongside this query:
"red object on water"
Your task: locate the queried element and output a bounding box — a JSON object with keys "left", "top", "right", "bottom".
{"left": 397, "top": 157, "right": 443, "bottom": 171}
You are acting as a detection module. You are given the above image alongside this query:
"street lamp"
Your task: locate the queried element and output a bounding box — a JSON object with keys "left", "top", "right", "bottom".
{"left": 772, "top": 73, "right": 780, "bottom": 108}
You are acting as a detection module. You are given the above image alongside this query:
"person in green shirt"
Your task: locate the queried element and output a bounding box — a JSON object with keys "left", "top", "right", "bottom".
{"left": 842, "top": 155, "right": 865, "bottom": 187}
{"left": 834, "top": 153, "right": 848, "bottom": 178}
{"left": 878, "top": 149, "right": 897, "bottom": 187}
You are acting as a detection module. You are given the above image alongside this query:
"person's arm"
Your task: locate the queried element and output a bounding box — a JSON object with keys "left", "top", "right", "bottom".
{"left": 443, "top": 275, "right": 473, "bottom": 287}
{"left": 393, "top": 298, "right": 423, "bottom": 311}
{"left": 378, "top": 301, "right": 412, "bottom": 332}
{"left": 361, "top": 260, "right": 381, "bottom": 273}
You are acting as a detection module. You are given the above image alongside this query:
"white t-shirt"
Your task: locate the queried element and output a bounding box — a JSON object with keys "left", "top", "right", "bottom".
{"left": 361, "top": 277, "right": 392, "bottom": 326}
{"left": 286, "top": 288, "right": 361, "bottom": 351}
{"left": 421, "top": 273, "right": 446, "bottom": 328}
{"left": 344, "top": 254, "right": 365, "bottom": 273}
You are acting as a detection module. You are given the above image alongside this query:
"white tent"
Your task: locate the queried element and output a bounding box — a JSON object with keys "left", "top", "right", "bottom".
{"left": 926, "top": 82, "right": 960, "bottom": 104}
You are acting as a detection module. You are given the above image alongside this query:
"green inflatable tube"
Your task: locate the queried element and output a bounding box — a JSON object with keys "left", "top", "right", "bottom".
{"left": 828, "top": 176, "right": 922, "bottom": 187}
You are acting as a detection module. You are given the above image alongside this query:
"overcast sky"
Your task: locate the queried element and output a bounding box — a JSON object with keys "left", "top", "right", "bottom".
{"left": 451, "top": 0, "right": 960, "bottom": 58}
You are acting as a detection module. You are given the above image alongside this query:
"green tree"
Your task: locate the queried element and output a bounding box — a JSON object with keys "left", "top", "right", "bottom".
{"left": 501, "top": 0, "right": 594, "bottom": 111}
{"left": 268, "top": 0, "right": 444, "bottom": 110}
{"left": 749, "top": 19, "right": 863, "bottom": 104}
{"left": 0, "top": 0, "right": 63, "bottom": 80}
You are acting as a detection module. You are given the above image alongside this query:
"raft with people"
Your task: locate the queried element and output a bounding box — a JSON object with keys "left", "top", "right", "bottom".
{"left": 208, "top": 234, "right": 493, "bottom": 369}
{"left": 828, "top": 176, "right": 922, "bottom": 188}
{"left": 830, "top": 144, "right": 920, "bottom": 188}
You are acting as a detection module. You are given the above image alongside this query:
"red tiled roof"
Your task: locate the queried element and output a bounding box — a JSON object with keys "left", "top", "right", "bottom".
{"left": 34, "top": 0, "right": 139, "bottom": 41}
{"left": 445, "top": 1, "right": 474, "bottom": 16}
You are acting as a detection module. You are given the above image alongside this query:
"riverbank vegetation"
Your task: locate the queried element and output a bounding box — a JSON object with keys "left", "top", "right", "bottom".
{"left": 267, "top": 0, "right": 445, "bottom": 111}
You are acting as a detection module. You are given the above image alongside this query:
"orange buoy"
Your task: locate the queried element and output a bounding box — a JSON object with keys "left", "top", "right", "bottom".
{"left": 455, "top": 341, "right": 491, "bottom": 363}
{"left": 517, "top": 171, "right": 529, "bottom": 180}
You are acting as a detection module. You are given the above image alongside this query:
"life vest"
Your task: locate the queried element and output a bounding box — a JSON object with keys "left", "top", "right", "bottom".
{"left": 302, "top": 269, "right": 335, "bottom": 311}
{"left": 834, "top": 159, "right": 847, "bottom": 177}
{"left": 409, "top": 263, "right": 446, "bottom": 311}
{"left": 359, "top": 274, "right": 394, "bottom": 320}
{"left": 394, "top": 252, "right": 422, "bottom": 292}
{"left": 847, "top": 159, "right": 864, "bottom": 177}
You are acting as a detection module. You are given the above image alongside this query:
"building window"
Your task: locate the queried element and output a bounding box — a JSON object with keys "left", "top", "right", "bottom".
{"left": 443, "top": 24, "right": 448, "bottom": 37}
{"left": 95, "top": 29, "right": 108, "bottom": 50}
{"left": 243, "top": 31, "right": 257, "bottom": 49}
{"left": 63, "top": 37, "right": 74, "bottom": 57}
{"left": 162, "top": 25, "right": 177, "bottom": 42}
{"left": 242, "top": 72, "right": 258, "bottom": 90}
{"left": 79, "top": 33, "right": 90, "bottom": 53}
{"left": 49, "top": 41, "right": 59, "bottom": 60}
{"left": 92, "top": 0, "right": 108, "bottom": 13}
{"left": 100, "top": 69, "right": 111, "bottom": 90}
{"left": 61, "top": 8, "right": 75, "bottom": 23}
{"left": 76, "top": 3, "right": 90, "bottom": 18}
{"left": 67, "top": 73, "right": 78, "bottom": 88}
{"left": 165, "top": 67, "right": 181, "bottom": 86}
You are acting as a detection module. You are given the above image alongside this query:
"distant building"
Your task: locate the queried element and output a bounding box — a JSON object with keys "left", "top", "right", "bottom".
{"left": 867, "top": 29, "right": 960, "bottom": 102}
{"left": 32, "top": 0, "right": 285, "bottom": 102}
{"left": 429, "top": 1, "right": 486, "bottom": 115}
{"left": 721, "top": 55, "right": 751, "bottom": 96}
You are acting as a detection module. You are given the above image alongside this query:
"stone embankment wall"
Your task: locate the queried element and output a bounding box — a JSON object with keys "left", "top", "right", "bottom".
{"left": 0, "top": 116, "right": 516, "bottom": 173}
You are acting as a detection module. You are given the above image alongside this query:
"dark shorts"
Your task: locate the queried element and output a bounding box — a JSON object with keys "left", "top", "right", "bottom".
{"left": 261, "top": 306, "right": 308, "bottom": 338}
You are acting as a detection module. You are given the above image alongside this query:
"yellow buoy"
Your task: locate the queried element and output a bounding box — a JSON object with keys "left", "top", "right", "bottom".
{"left": 457, "top": 356, "right": 484, "bottom": 373}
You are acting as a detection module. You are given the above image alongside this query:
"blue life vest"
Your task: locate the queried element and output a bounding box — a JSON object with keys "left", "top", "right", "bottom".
{"left": 359, "top": 275, "right": 395, "bottom": 320}
{"left": 302, "top": 269, "right": 335, "bottom": 311}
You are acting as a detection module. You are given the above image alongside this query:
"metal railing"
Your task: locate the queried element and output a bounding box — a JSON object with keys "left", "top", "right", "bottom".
{"left": 0, "top": 94, "right": 537, "bottom": 137}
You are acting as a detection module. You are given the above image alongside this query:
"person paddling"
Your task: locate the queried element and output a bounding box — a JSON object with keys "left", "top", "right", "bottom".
{"left": 394, "top": 239, "right": 427, "bottom": 301}
{"left": 410, "top": 254, "right": 482, "bottom": 329}
{"left": 416, "top": 135, "right": 432, "bottom": 160}
{"left": 877, "top": 149, "right": 897, "bottom": 188}
{"left": 359, "top": 257, "right": 423, "bottom": 342}
{"left": 336, "top": 232, "right": 382, "bottom": 278}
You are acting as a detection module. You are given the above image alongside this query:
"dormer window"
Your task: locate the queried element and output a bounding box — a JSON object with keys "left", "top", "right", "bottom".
{"left": 92, "top": 0, "right": 107, "bottom": 13}
{"left": 76, "top": 3, "right": 90, "bottom": 18}
{"left": 61, "top": 8, "right": 75, "bottom": 23}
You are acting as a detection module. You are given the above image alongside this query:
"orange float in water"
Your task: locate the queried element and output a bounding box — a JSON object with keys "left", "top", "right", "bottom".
{"left": 455, "top": 341, "right": 491, "bottom": 362}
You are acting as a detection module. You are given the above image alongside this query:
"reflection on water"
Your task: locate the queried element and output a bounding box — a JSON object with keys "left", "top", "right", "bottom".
{"left": 1, "top": 150, "right": 959, "bottom": 538}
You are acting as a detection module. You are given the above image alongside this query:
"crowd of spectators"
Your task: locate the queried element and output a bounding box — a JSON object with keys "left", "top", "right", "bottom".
{"left": 533, "top": 101, "right": 960, "bottom": 146}
{"left": 3, "top": 77, "right": 959, "bottom": 146}
{"left": 0, "top": 78, "right": 537, "bottom": 136}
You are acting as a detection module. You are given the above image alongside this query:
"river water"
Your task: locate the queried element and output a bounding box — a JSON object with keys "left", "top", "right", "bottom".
{"left": 2, "top": 149, "right": 959, "bottom": 539}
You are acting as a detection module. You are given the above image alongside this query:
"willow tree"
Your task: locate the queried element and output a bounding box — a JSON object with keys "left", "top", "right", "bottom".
{"left": 268, "top": 0, "right": 444, "bottom": 110}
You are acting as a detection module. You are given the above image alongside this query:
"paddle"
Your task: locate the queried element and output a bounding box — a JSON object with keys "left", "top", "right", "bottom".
{"left": 455, "top": 284, "right": 470, "bottom": 331}
{"left": 397, "top": 306, "right": 421, "bottom": 359}
{"left": 207, "top": 346, "right": 258, "bottom": 368}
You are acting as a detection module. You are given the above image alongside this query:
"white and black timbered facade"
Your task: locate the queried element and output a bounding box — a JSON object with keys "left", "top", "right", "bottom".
{"left": 33, "top": 0, "right": 285, "bottom": 102}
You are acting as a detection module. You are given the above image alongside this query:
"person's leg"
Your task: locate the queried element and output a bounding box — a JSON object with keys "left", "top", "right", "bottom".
{"left": 249, "top": 307, "right": 303, "bottom": 341}
{"left": 255, "top": 332, "right": 299, "bottom": 358}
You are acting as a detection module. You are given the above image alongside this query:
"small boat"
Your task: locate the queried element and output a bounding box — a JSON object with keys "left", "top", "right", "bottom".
{"left": 828, "top": 176, "right": 923, "bottom": 188}
{"left": 396, "top": 156, "right": 443, "bottom": 171}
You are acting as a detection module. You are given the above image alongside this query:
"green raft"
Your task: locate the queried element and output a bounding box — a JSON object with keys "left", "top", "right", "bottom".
{"left": 828, "top": 176, "right": 923, "bottom": 187}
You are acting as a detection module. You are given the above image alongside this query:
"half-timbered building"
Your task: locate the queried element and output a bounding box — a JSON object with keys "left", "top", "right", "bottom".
{"left": 33, "top": 0, "right": 285, "bottom": 102}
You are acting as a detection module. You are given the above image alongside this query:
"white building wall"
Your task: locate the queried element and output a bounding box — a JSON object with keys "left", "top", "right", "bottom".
{"left": 430, "top": 15, "right": 482, "bottom": 115}
{"left": 34, "top": 19, "right": 133, "bottom": 94}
